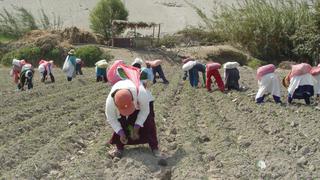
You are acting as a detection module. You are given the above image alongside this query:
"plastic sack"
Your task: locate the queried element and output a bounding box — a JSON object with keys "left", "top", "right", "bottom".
{"left": 12, "top": 59, "right": 20, "bottom": 66}
{"left": 76, "top": 58, "right": 82, "bottom": 63}
{"left": 21, "top": 63, "right": 33, "bottom": 72}
{"left": 146, "top": 60, "right": 162, "bottom": 67}
{"left": 182, "top": 58, "right": 192, "bottom": 64}
{"left": 182, "top": 61, "right": 197, "bottom": 71}
{"left": 38, "top": 64, "right": 46, "bottom": 73}
{"left": 290, "top": 63, "right": 312, "bottom": 78}
{"left": 39, "top": 60, "right": 47, "bottom": 65}
{"left": 62, "top": 56, "right": 70, "bottom": 72}
{"left": 206, "top": 62, "right": 221, "bottom": 71}
{"left": 223, "top": 62, "right": 239, "bottom": 69}
{"left": 132, "top": 57, "right": 144, "bottom": 65}
{"left": 107, "top": 60, "right": 125, "bottom": 85}
{"left": 95, "top": 59, "right": 108, "bottom": 68}
{"left": 257, "top": 64, "right": 276, "bottom": 80}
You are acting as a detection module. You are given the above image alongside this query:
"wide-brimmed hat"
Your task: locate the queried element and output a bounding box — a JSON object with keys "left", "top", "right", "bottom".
{"left": 114, "top": 89, "right": 135, "bottom": 116}
{"left": 68, "top": 49, "right": 75, "bottom": 55}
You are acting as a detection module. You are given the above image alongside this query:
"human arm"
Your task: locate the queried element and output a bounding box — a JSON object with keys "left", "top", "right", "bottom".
{"left": 105, "top": 95, "right": 123, "bottom": 135}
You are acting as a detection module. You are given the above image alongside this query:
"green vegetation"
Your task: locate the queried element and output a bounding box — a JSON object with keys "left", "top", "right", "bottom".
{"left": 1, "top": 46, "right": 65, "bottom": 66}
{"left": 1, "top": 46, "right": 41, "bottom": 66}
{"left": 90, "top": 0, "right": 128, "bottom": 39}
{"left": 247, "top": 57, "right": 266, "bottom": 69}
{"left": 76, "top": 45, "right": 114, "bottom": 67}
{"left": 156, "top": 35, "right": 179, "bottom": 48}
{"left": 0, "top": 6, "right": 63, "bottom": 39}
{"left": 0, "top": 34, "right": 16, "bottom": 43}
{"left": 177, "top": 27, "right": 224, "bottom": 46}
{"left": 190, "top": 0, "right": 320, "bottom": 64}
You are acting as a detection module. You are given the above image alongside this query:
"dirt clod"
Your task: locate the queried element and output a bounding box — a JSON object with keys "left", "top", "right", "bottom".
{"left": 157, "top": 169, "right": 171, "bottom": 180}
{"left": 297, "top": 156, "right": 308, "bottom": 166}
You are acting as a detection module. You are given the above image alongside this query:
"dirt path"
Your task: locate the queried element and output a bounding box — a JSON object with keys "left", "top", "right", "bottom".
{"left": 0, "top": 48, "right": 319, "bottom": 179}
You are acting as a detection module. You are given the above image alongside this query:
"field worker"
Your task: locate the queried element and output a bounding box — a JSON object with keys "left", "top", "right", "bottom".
{"left": 10, "top": 59, "right": 26, "bottom": 84}
{"left": 146, "top": 59, "right": 169, "bottom": 84}
{"left": 183, "top": 61, "right": 206, "bottom": 88}
{"left": 105, "top": 79, "right": 160, "bottom": 158}
{"left": 255, "top": 64, "right": 281, "bottom": 103}
{"left": 131, "top": 57, "right": 154, "bottom": 84}
{"left": 38, "top": 60, "right": 55, "bottom": 83}
{"left": 223, "top": 62, "right": 240, "bottom": 91}
{"left": 310, "top": 64, "right": 320, "bottom": 99}
{"left": 95, "top": 59, "right": 108, "bottom": 82}
{"left": 287, "top": 63, "right": 315, "bottom": 105}
{"left": 18, "top": 63, "right": 34, "bottom": 90}
{"left": 62, "top": 49, "right": 77, "bottom": 81}
{"left": 206, "top": 62, "right": 224, "bottom": 92}
{"left": 75, "top": 58, "right": 84, "bottom": 75}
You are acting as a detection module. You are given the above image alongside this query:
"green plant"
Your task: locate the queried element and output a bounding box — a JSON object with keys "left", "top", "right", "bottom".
{"left": 247, "top": 58, "right": 266, "bottom": 69}
{"left": 1, "top": 46, "right": 41, "bottom": 66}
{"left": 190, "top": 0, "right": 313, "bottom": 62}
{"left": 76, "top": 45, "right": 114, "bottom": 67}
{"left": 0, "top": 6, "right": 63, "bottom": 38}
{"left": 156, "top": 35, "right": 179, "bottom": 48}
{"left": 177, "top": 27, "right": 224, "bottom": 45}
{"left": 90, "top": 0, "right": 128, "bottom": 39}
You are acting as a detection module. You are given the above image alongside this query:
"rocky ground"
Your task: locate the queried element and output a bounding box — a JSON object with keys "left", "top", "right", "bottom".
{"left": 0, "top": 47, "right": 320, "bottom": 179}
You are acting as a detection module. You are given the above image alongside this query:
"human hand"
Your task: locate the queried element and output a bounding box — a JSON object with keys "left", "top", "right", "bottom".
{"left": 120, "top": 134, "right": 128, "bottom": 144}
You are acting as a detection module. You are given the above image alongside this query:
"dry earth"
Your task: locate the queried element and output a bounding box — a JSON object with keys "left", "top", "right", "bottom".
{"left": 0, "top": 47, "right": 320, "bottom": 179}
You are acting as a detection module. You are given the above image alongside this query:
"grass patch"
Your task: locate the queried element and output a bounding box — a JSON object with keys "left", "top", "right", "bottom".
{"left": 0, "top": 34, "right": 16, "bottom": 43}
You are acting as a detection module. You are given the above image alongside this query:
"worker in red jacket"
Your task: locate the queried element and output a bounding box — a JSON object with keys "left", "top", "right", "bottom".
{"left": 206, "top": 62, "right": 224, "bottom": 92}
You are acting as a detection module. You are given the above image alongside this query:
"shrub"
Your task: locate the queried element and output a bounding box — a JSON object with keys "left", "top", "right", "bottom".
{"left": 90, "top": 0, "right": 128, "bottom": 39}
{"left": 1, "top": 46, "right": 41, "bottom": 66}
{"left": 177, "top": 27, "right": 224, "bottom": 45}
{"left": 156, "top": 35, "right": 179, "bottom": 48}
{"left": 0, "top": 6, "right": 63, "bottom": 39}
{"left": 76, "top": 45, "right": 114, "bottom": 67}
{"left": 191, "top": 0, "right": 313, "bottom": 62}
{"left": 247, "top": 58, "right": 266, "bottom": 69}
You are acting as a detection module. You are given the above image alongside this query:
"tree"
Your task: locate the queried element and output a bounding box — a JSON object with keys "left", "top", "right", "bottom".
{"left": 90, "top": 0, "right": 128, "bottom": 39}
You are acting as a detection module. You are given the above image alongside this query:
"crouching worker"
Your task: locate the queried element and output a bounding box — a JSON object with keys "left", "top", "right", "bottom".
{"left": 76, "top": 58, "right": 84, "bottom": 75}
{"left": 206, "top": 62, "right": 224, "bottom": 92}
{"left": 182, "top": 61, "right": 206, "bottom": 88}
{"left": 223, "top": 62, "right": 240, "bottom": 91}
{"left": 146, "top": 59, "right": 169, "bottom": 84}
{"left": 10, "top": 59, "right": 26, "bottom": 85}
{"left": 287, "top": 63, "right": 315, "bottom": 105}
{"left": 310, "top": 64, "right": 320, "bottom": 100}
{"left": 255, "top": 64, "right": 281, "bottom": 103}
{"left": 95, "top": 59, "right": 108, "bottom": 82}
{"left": 62, "top": 49, "right": 77, "bottom": 81}
{"left": 106, "top": 79, "right": 160, "bottom": 158}
{"left": 18, "top": 63, "right": 34, "bottom": 90}
{"left": 38, "top": 60, "right": 55, "bottom": 83}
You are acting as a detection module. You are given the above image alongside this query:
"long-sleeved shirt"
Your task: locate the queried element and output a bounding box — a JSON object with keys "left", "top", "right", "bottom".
{"left": 255, "top": 72, "right": 281, "bottom": 100}
{"left": 288, "top": 73, "right": 316, "bottom": 96}
{"left": 105, "top": 79, "right": 150, "bottom": 134}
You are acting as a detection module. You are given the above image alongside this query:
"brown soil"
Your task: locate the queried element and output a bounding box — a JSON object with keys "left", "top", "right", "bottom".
{"left": 0, "top": 47, "right": 319, "bottom": 179}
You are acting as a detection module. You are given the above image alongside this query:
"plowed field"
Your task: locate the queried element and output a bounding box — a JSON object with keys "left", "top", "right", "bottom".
{"left": 0, "top": 48, "right": 319, "bottom": 179}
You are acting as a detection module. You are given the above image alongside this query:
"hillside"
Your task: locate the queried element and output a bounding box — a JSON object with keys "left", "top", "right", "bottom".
{"left": 0, "top": 47, "right": 320, "bottom": 179}
{"left": 0, "top": 0, "right": 229, "bottom": 34}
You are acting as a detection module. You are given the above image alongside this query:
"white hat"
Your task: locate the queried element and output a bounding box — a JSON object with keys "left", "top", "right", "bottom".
{"left": 132, "top": 57, "right": 144, "bottom": 66}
